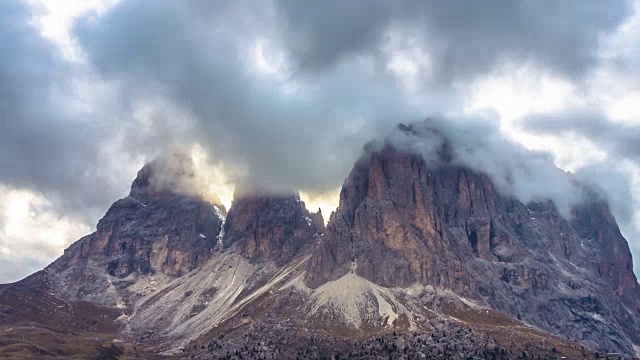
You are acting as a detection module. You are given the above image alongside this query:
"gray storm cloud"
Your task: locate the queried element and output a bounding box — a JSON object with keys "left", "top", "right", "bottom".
{"left": 74, "top": 0, "right": 427, "bottom": 195}
{"left": 1, "top": 0, "right": 640, "bottom": 281}
{"left": 0, "top": 1, "right": 104, "bottom": 213}
{"left": 523, "top": 111, "right": 640, "bottom": 163}
{"left": 73, "top": 0, "right": 633, "bottom": 196}
{"left": 140, "top": 149, "right": 224, "bottom": 206}
{"left": 0, "top": 0, "right": 208, "bottom": 221}
{"left": 275, "top": 0, "right": 632, "bottom": 80}
{"left": 383, "top": 118, "right": 585, "bottom": 218}
{"left": 520, "top": 111, "right": 640, "bottom": 272}
{"left": 521, "top": 111, "right": 640, "bottom": 222}
{"left": 0, "top": 0, "right": 147, "bottom": 222}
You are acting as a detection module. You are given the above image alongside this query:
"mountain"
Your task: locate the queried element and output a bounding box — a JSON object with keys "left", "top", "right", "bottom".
{"left": 50, "top": 162, "right": 226, "bottom": 280}
{"left": 223, "top": 191, "right": 323, "bottom": 265}
{"left": 307, "top": 135, "right": 640, "bottom": 354}
{"left": 1, "top": 125, "right": 639, "bottom": 359}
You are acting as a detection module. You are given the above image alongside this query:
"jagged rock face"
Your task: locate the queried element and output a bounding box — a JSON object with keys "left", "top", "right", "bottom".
{"left": 50, "top": 163, "right": 225, "bottom": 277}
{"left": 306, "top": 145, "right": 487, "bottom": 289}
{"left": 306, "top": 143, "right": 640, "bottom": 354}
{"left": 223, "top": 193, "right": 323, "bottom": 265}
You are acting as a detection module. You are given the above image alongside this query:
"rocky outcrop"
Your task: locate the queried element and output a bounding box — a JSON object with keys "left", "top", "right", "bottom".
{"left": 50, "top": 161, "right": 226, "bottom": 277}
{"left": 306, "top": 137, "right": 640, "bottom": 354}
{"left": 223, "top": 192, "right": 323, "bottom": 265}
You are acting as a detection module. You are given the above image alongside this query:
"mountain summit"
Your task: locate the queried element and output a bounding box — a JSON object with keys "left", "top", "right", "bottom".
{"left": 308, "top": 138, "right": 640, "bottom": 353}
{"left": 1, "top": 126, "right": 639, "bottom": 358}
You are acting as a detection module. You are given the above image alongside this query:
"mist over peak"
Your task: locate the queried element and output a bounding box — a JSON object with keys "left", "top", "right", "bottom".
{"left": 130, "top": 149, "right": 224, "bottom": 207}
{"left": 133, "top": 115, "right": 629, "bottom": 230}
{"left": 362, "top": 117, "right": 606, "bottom": 219}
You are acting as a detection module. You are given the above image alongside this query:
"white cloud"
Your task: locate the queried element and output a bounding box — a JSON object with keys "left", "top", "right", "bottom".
{"left": 0, "top": 186, "right": 91, "bottom": 283}
{"left": 25, "top": 0, "right": 119, "bottom": 60}
{"left": 465, "top": 64, "right": 579, "bottom": 121}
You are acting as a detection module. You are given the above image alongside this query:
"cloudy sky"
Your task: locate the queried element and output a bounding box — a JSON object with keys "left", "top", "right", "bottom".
{"left": 1, "top": 0, "right": 640, "bottom": 283}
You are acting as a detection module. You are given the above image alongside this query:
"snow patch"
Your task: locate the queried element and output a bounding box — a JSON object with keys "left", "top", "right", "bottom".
{"left": 456, "top": 295, "right": 482, "bottom": 310}
{"left": 213, "top": 205, "right": 225, "bottom": 220}
{"left": 215, "top": 206, "right": 226, "bottom": 246}
{"left": 590, "top": 312, "right": 604, "bottom": 322}
{"left": 132, "top": 197, "right": 147, "bottom": 207}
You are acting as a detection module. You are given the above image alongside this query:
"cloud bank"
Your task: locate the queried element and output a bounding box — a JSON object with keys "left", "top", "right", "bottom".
{"left": 1, "top": 0, "right": 639, "bottom": 281}
{"left": 276, "top": 0, "right": 631, "bottom": 80}
{"left": 386, "top": 118, "right": 585, "bottom": 217}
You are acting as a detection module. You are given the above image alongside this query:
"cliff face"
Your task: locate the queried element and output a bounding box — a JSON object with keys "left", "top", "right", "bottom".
{"left": 223, "top": 193, "right": 323, "bottom": 265}
{"left": 306, "top": 142, "right": 640, "bottom": 354}
{"left": 50, "top": 162, "right": 225, "bottom": 277}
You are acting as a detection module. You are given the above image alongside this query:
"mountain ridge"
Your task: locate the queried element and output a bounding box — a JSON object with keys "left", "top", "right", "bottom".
{"left": 1, "top": 125, "right": 639, "bottom": 358}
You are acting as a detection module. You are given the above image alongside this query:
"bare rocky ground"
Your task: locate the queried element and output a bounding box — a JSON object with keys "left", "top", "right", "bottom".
{"left": 1, "top": 251, "right": 632, "bottom": 359}
{"left": 0, "top": 272, "right": 150, "bottom": 359}
{"left": 187, "top": 329, "right": 593, "bottom": 360}
{"left": 175, "top": 274, "right": 604, "bottom": 360}
{"left": 185, "top": 310, "right": 598, "bottom": 360}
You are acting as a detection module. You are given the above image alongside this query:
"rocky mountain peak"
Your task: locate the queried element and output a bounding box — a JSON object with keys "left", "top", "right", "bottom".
{"left": 49, "top": 158, "right": 226, "bottom": 278}
{"left": 306, "top": 140, "right": 640, "bottom": 354}
{"left": 129, "top": 151, "right": 222, "bottom": 206}
{"left": 223, "top": 191, "right": 323, "bottom": 265}
{"left": 128, "top": 162, "right": 160, "bottom": 204}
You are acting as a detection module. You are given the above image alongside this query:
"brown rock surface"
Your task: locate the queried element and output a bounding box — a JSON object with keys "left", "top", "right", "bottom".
{"left": 50, "top": 161, "right": 225, "bottom": 277}
{"left": 306, "top": 139, "right": 640, "bottom": 354}
{"left": 223, "top": 192, "right": 323, "bottom": 265}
